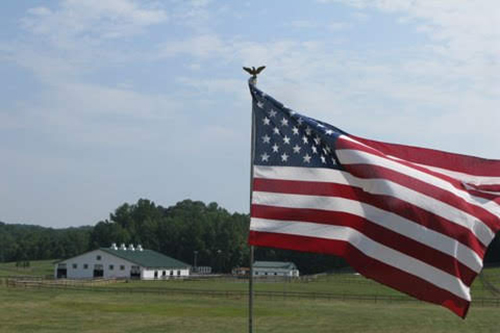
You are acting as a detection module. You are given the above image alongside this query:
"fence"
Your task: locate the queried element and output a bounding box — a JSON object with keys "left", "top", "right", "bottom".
{"left": 2, "top": 277, "right": 500, "bottom": 308}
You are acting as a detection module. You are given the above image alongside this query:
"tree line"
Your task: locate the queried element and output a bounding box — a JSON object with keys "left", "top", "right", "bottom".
{"left": 1, "top": 198, "right": 499, "bottom": 273}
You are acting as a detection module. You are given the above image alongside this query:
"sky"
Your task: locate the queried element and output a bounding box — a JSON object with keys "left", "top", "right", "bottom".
{"left": 1, "top": 0, "right": 499, "bottom": 228}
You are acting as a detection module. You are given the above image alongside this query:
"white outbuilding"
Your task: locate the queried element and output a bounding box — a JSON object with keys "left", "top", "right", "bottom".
{"left": 55, "top": 243, "right": 190, "bottom": 280}
{"left": 253, "top": 261, "right": 299, "bottom": 277}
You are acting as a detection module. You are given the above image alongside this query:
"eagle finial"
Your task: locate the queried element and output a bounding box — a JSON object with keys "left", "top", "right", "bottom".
{"left": 243, "top": 66, "right": 265, "bottom": 85}
{"left": 243, "top": 66, "right": 266, "bottom": 78}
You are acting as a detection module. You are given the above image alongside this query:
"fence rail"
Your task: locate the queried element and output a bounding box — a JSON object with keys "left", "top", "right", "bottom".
{"left": 2, "top": 277, "right": 500, "bottom": 308}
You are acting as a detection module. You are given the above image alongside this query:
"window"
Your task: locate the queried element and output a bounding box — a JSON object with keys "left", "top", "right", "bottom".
{"left": 109, "top": 265, "right": 114, "bottom": 270}
{"left": 83, "top": 264, "right": 88, "bottom": 269}
{"left": 96, "top": 255, "right": 101, "bottom": 261}
{"left": 72, "top": 263, "right": 77, "bottom": 269}
{"left": 162, "top": 271, "right": 166, "bottom": 277}
{"left": 154, "top": 271, "right": 158, "bottom": 279}
{"left": 170, "top": 271, "right": 173, "bottom": 276}
{"left": 177, "top": 270, "right": 180, "bottom": 276}
{"left": 120, "top": 265, "right": 125, "bottom": 271}
{"left": 274, "top": 273, "right": 277, "bottom": 276}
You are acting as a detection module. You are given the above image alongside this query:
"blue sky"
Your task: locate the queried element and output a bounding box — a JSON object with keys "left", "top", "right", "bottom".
{"left": 1, "top": 0, "right": 499, "bottom": 228}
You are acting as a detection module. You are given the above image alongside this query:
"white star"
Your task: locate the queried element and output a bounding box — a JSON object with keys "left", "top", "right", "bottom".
{"left": 325, "top": 129, "right": 334, "bottom": 135}
{"left": 262, "top": 135, "right": 271, "bottom": 144}
{"left": 314, "top": 136, "right": 321, "bottom": 145}
{"left": 322, "top": 147, "right": 328, "bottom": 155}
{"left": 297, "top": 118, "right": 304, "bottom": 125}
{"left": 303, "top": 154, "right": 312, "bottom": 163}
{"left": 321, "top": 155, "right": 326, "bottom": 164}
{"left": 317, "top": 123, "right": 325, "bottom": 128}
{"left": 312, "top": 146, "right": 318, "bottom": 154}
{"left": 281, "top": 153, "right": 289, "bottom": 162}
{"left": 331, "top": 157, "right": 337, "bottom": 165}
{"left": 280, "top": 118, "right": 289, "bottom": 127}
{"left": 289, "top": 110, "right": 297, "bottom": 116}
{"left": 261, "top": 153, "right": 270, "bottom": 162}
{"left": 293, "top": 145, "right": 301, "bottom": 154}
{"left": 302, "top": 136, "right": 308, "bottom": 144}
{"left": 257, "top": 101, "right": 264, "bottom": 109}
{"left": 325, "top": 146, "right": 331, "bottom": 153}
{"left": 292, "top": 127, "right": 299, "bottom": 135}
{"left": 305, "top": 126, "right": 312, "bottom": 136}
{"left": 272, "top": 144, "right": 279, "bottom": 153}
{"left": 273, "top": 127, "right": 280, "bottom": 135}
{"left": 283, "top": 136, "right": 291, "bottom": 144}
{"left": 263, "top": 117, "right": 270, "bottom": 125}
{"left": 269, "top": 109, "right": 277, "bottom": 118}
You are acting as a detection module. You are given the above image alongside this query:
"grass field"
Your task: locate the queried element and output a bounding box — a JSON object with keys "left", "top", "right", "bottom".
{"left": 0, "top": 260, "right": 55, "bottom": 277}
{"left": 0, "top": 287, "right": 499, "bottom": 333}
{"left": 1, "top": 261, "right": 499, "bottom": 332}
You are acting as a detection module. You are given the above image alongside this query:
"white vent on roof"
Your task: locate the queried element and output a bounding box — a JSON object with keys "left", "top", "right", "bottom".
{"left": 128, "top": 244, "right": 135, "bottom": 251}
{"left": 120, "top": 243, "right": 127, "bottom": 250}
{"left": 110, "top": 243, "right": 118, "bottom": 250}
{"left": 137, "top": 244, "right": 143, "bottom": 251}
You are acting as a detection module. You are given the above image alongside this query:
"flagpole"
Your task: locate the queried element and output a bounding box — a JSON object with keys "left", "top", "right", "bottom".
{"left": 245, "top": 66, "right": 265, "bottom": 333}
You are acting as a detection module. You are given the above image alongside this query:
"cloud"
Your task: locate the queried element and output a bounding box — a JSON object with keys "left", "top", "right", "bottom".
{"left": 22, "top": 0, "right": 168, "bottom": 44}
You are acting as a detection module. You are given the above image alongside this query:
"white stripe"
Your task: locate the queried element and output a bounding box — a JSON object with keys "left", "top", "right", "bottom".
{"left": 252, "top": 191, "right": 482, "bottom": 274}
{"left": 337, "top": 149, "right": 500, "bottom": 229}
{"left": 340, "top": 135, "right": 500, "bottom": 213}
{"left": 342, "top": 135, "right": 500, "bottom": 186}
{"left": 250, "top": 218, "right": 471, "bottom": 301}
{"left": 411, "top": 163, "right": 500, "bottom": 186}
{"left": 254, "top": 165, "right": 494, "bottom": 246}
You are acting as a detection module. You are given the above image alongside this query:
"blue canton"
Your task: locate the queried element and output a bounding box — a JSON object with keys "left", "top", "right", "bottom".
{"left": 250, "top": 84, "right": 344, "bottom": 169}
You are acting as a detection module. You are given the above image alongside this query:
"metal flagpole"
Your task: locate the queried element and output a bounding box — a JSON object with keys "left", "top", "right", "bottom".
{"left": 244, "top": 65, "right": 265, "bottom": 333}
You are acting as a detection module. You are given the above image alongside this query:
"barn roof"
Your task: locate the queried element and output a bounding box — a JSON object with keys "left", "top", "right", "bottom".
{"left": 254, "top": 261, "right": 297, "bottom": 270}
{"left": 100, "top": 248, "right": 190, "bottom": 269}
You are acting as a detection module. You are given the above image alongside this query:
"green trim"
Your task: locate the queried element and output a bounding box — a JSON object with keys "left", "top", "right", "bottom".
{"left": 99, "top": 248, "right": 191, "bottom": 269}
{"left": 254, "top": 261, "right": 297, "bottom": 270}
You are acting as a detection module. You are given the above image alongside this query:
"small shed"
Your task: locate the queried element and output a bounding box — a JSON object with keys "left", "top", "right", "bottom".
{"left": 253, "top": 261, "right": 299, "bottom": 277}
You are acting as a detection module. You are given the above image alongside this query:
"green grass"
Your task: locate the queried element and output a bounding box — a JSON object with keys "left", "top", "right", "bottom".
{"left": 106, "top": 267, "right": 500, "bottom": 299}
{"left": 0, "top": 262, "right": 499, "bottom": 332}
{"left": 0, "top": 287, "right": 498, "bottom": 333}
{"left": 0, "top": 260, "right": 55, "bottom": 277}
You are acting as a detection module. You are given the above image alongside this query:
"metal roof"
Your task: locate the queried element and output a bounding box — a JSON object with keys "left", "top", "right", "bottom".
{"left": 100, "top": 248, "right": 191, "bottom": 269}
{"left": 254, "top": 261, "right": 297, "bottom": 270}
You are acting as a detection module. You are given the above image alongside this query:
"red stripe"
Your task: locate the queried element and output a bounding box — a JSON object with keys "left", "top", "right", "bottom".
{"left": 343, "top": 164, "right": 500, "bottom": 234}
{"left": 336, "top": 137, "right": 500, "bottom": 233}
{"left": 253, "top": 178, "right": 486, "bottom": 257}
{"left": 337, "top": 136, "right": 473, "bottom": 191}
{"left": 337, "top": 135, "right": 500, "bottom": 202}
{"left": 467, "top": 183, "right": 500, "bottom": 192}
{"left": 350, "top": 135, "right": 500, "bottom": 178}
{"left": 251, "top": 204, "right": 477, "bottom": 286}
{"left": 340, "top": 136, "right": 500, "bottom": 204}
{"left": 248, "top": 231, "right": 470, "bottom": 318}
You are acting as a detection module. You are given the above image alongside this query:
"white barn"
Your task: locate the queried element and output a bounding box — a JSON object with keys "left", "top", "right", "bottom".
{"left": 253, "top": 261, "right": 299, "bottom": 277}
{"left": 55, "top": 244, "right": 190, "bottom": 280}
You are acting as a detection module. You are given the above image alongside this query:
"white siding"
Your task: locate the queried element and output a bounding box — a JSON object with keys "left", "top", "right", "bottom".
{"left": 254, "top": 267, "right": 299, "bottom": 277}
{"left": 55, "top": 249, "right": 138, "bottom": 279}
{"left": 142, "top": 268, "right": 189, "bottom": 280}
{"left": 55, "top": 249, "right": 191, "bottom": 280}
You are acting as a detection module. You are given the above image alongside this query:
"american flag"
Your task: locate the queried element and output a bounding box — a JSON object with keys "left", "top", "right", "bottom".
{"left": 247, "top": 83, "right": 500, "bottom": 318}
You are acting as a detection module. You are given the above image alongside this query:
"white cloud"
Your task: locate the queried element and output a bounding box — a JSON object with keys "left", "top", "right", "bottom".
{"left": 327, "top": 21, "right": 351, "bottom": 32}
{"left": 22, "top": 0, "right": 168, "bottom": 44}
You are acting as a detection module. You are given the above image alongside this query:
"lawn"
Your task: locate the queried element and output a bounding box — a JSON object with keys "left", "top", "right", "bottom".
{"left": 0, "top": 260, "right": 55, "bottom": 278}
{"left": 0, "top": 287, "right": 498, "bottom": 333}
{"left": 0, "top": 262, "right": 499, "bottom": 332}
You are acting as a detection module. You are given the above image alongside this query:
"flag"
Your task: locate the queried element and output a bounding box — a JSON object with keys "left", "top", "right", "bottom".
{"left": 247, "top": 82, "right": 500, "bottom": 318}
